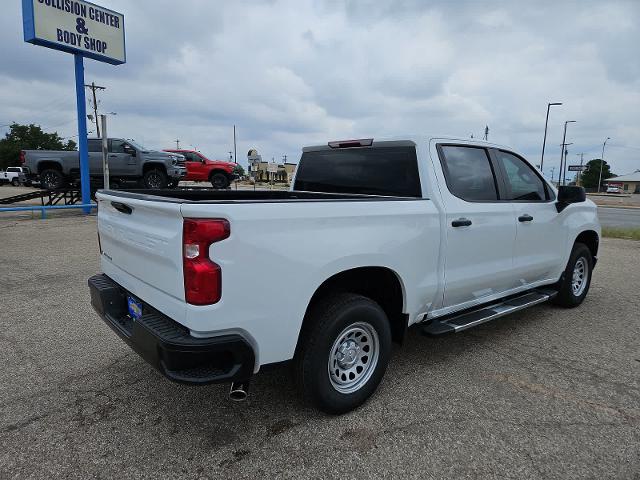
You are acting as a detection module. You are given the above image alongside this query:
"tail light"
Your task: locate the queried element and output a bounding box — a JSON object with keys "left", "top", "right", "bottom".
{"left": 183, "top": 218, "right": 230, "bottom": 305}
{"left": 328, "top": 138, "right": 373, "bottom": 148}
{"left": 19, "top": 151, "right": 25, "bottom": 165}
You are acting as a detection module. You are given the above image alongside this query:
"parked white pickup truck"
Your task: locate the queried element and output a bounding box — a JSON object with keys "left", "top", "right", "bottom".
{"left": 0, "top": 166, "right": 28, "bottom": 186}
{"left": 89, "top": 137, "right": 600, "bottom": 414}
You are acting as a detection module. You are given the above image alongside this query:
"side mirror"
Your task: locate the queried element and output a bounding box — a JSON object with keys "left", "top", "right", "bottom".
{"left": 124, "top": 146, "right": 136, "bottom": 157}
{"left": 556, "top": 186, "right": 586, "bottom": 212}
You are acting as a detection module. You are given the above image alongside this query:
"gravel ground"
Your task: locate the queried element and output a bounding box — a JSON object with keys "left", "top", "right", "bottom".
{"left": 0, "top": 216, "right": 638, "bottom": 479}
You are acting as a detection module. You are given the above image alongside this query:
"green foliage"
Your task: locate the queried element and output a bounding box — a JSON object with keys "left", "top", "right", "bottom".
{"left": 581, "top": 159, "right": 615, "bottom": 189}
{"left": 602, "top": 227, "right": 640, "bottom": 241}
{"left": 232, "top": 163, "right": 245, "bottom": 177}
{"left": 0, "top": 123, "right": 77, "bottom": 170}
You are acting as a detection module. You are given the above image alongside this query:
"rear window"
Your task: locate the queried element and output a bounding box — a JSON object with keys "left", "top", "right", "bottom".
{"left": 293, "top": 146, "right": 421, "bottom": 197}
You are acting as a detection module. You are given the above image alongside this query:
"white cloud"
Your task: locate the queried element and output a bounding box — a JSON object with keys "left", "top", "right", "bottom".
{"left": 0, "top": 0, "right": 638, "bottom": 176}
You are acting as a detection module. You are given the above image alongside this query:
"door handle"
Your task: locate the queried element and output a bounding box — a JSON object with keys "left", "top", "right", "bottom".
{"left": 111, "top": 201, "right": 133, "bottom": 214}
{"left": 518, "top": 214, "right": 534, "bottom": 222}
{"left": 109, "top": 154, "right": 118, "bottom": 158}
{"left": 452, "top": 218, "right": 472, "bottom": 227}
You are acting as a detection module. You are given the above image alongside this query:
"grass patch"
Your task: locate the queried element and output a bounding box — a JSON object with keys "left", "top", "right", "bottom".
{"left": 602, "top": 227, "right": 640, "bottom": 240}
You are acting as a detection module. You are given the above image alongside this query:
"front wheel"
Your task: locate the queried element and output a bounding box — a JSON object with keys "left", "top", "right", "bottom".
{"left": 553, "top": 242, "right": 593, "bottom": 308}
{"left": 210, "top": 172, "right": 229, "bottom": 189}
{"left": 143, "top": 169, "right": 168, "bottom": 189}
{"left": 294, "top": 293, "right": 392, "bottom": 414}
{"left": 11, "top": 178, "right": 20, "bottom": 186}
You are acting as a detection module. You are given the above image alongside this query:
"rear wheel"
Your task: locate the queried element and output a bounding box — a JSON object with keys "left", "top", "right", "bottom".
{"left": 11, "top": 178, "right": 20, "bottom": 186}
{"left": 143, "top": 169, "right": 168, "bottom": 189}
{"left": 40, "top": 169, "right": 65, "bottom": 190}
{"left": 210, "top": 172, "right": 229, "bottom": 189}
{"left": 553, "top": 242, "right": 593, "bottom": 307}
{"left": 294, "top": 293, "right": 392, "bottom": 414}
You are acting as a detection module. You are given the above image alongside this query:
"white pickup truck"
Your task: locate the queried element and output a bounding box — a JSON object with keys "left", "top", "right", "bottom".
{"left": 89, "top": 137, "right": 600, "bottom": 414}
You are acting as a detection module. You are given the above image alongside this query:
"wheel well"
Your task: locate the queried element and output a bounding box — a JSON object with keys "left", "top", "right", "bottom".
{"left": 37, "top": 162, "right": 62, "bottom": 174}
{"left": 575, "top": 230, "right": 599, "bottom": 260}
{"left": 143, "top": 163, "right": 166, "bottom": 174}
{"left": 300, "top": 267, "right": 407, "bottom": 346}
{"left": 209, "top": 169, "right": 229, "bottom": 179}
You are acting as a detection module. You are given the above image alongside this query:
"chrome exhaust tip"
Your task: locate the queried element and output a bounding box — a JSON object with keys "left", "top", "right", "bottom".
{"left": 229, "top": 381, "right": 249, "bottom": 402}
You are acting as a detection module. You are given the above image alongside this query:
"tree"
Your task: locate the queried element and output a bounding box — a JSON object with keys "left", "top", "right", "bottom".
{"left": 232, "top": 163, "right": 245, "bottom": 177}
{"left": 580, "top": 159, "right": 615, "bottom": 189}
{"left": 0, "top": 123, "right": 76, "bottom": 170}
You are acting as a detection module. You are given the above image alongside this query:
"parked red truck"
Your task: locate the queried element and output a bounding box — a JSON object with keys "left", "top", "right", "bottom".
{"left": 164, "top": 149, "right": 236, "bottom": 189}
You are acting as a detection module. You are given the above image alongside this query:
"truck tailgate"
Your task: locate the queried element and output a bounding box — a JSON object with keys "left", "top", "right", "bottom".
{"left": 96, "top": 192, "right": 185, "bottom": 301}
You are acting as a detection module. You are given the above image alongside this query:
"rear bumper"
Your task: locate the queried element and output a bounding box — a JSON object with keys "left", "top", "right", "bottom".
{"left": 88, "top": 274, "right": 254, "bottom": 385}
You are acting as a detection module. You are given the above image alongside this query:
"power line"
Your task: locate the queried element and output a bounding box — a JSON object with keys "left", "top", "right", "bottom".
{"left": 85, "top": 82, "right": 106, "bottom": 137}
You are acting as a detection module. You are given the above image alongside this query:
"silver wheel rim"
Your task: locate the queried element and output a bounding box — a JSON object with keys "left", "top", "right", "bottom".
{"left": 328, "top": 322, "right": 379, "bottom": 394}
{"left": 42, "top": 172, "right": 57, "bottom": 189}
{"left": 146, "top": 172, "right": 163, "bottom": 188}
{"left": 572, "top": 257, "right": 588, "bottom": 296}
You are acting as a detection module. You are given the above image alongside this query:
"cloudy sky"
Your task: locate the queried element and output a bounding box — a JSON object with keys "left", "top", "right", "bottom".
{"left": 1, "top": 0, "right": 639, "bottom": 178}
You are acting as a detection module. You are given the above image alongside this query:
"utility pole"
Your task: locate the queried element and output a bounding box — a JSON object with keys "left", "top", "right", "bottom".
{"left": 559, "top": 142, "right": 573, "bottom": 186}
{"left": 483, "top": 125, "right": 489, "bottom": 141}
{"left": 575, "top": 153, "right": 585, "bottom": 186}
{"left": 550, "top": 166, "right": 556, "bottom": 183}
{"left": 282, "top": 155, "right": 287, "bottom": 163}
{"left": 175, "top": 139, "right": 180, "bottom": 149}
{"left": 559, "top": 120, "right": 576, "bottom": 186}
{"left": 233, "top": 125, "right": 237, "bottom": 164}
{"left": 84, "top": 81, "right": 105, "bottom": 137}
{"left": 597, "top": 137, "right": 611, "bottom": 193}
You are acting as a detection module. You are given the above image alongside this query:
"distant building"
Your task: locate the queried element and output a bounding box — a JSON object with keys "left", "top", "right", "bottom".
{"left": 606, "top": 170, "right": 640, "bottom": 194}
{"left": 253, "top": 162, "right": 296, "bottom": 183}
{"left": 246, "top": 149, "right": 296, "bottom": 183}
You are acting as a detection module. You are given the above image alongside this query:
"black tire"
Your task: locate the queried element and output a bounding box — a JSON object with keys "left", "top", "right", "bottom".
{"left": 11, "top": 178, "right": 20, "bottom": 186}
{"left": 210, "top": 172, "right": 229, "bottom": 189}
{"left": 294, "top": 293, "right": 392, "bottom": 415}
{"left": 553, "top": 242, "right": 593, "bottom": 308}
{"left": 143, "top": 169, "right": 168, "bottom": 189}
{"left": 39, "top": 169, "right": 65, "bottom": 190}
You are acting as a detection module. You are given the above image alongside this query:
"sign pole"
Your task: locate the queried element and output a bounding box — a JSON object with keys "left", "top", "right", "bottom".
{"left": 74, "top": 54, "right": 91, "bottom": 213}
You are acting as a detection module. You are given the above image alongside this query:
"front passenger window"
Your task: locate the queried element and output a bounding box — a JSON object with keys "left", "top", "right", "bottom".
{"left": 110, "top": 140, "right": 126, "bottom": 153}
{"left": 496, "top": 151, "right": 548, "bottom": 201}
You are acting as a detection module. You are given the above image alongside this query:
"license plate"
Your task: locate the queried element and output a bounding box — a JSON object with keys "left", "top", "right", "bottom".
{"left": 127, "top": 296, "right": 143, "bottom": 320}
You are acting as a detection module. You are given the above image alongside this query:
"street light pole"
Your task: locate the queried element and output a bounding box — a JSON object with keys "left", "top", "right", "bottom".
{"left": 561, "top": 142, "right": 573, "bottom": 186}
{"left": 597, "top": 137, "right": 611, "bottom": 193}
{"left": 540, "top": 102, "right": 562, "bottom": 173}
{"left": 559, "top": 120, "right": 576, "bottom": 186}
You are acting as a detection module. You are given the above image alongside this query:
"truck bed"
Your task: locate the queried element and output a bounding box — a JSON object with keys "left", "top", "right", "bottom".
{"left": 100, "top": 188, "right": 420, "bottom": 203}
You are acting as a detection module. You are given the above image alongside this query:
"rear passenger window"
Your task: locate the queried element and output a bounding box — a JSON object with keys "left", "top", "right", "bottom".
{"left": 88, "top": 139, "right": 102, "bottom": 152}
{"left": 439, "top": 146, "right": 498, "bottom": 201}
{"left": 294, "top": 146, "right": 421, "bottom": 197}
{"left": 495, "top": 150, "right": 548, "bottom": 201}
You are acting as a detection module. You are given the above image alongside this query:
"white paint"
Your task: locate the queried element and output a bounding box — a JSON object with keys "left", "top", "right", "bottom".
{"left": 95, "top": 136, "right": 600, "bottom": 369}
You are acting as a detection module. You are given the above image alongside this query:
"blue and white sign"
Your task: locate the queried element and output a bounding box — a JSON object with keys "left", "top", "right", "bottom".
{"left": 22, "top": 0, "right": 126, "bottom": 65}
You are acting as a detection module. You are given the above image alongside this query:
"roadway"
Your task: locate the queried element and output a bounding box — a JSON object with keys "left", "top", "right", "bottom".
{"left": 597, "top": 206, "right": 640, "bottom": 228}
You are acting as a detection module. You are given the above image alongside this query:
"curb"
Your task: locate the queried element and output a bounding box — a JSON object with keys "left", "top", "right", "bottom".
{"left": 596, "top": 205, "right": 640, "bottom": 210}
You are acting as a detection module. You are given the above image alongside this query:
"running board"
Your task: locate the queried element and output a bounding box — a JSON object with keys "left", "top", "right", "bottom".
{"left": 421, "top": 289, "right": 557, "bottom": 336}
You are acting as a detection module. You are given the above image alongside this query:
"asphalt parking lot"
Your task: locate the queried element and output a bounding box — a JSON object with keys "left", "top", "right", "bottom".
{"left": 1, "top": 216, "right": 638, "bottom": 479}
